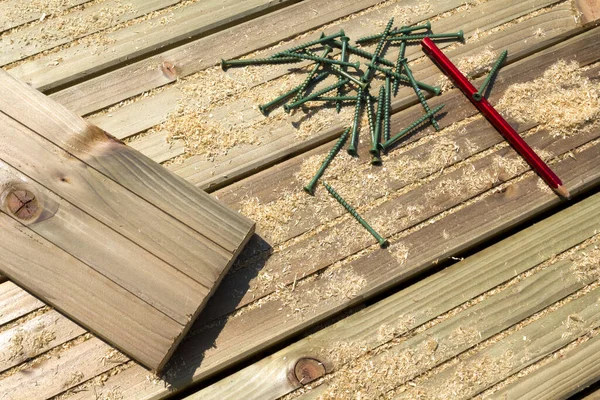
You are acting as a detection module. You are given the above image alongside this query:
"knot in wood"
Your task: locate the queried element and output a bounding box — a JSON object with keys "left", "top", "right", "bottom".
{"left": 161, "top": 61, "right": 177, "bottom": 80}
{"left": 5, "top": 188, "right": 39, "bottom": 220}
{"left": 294, "top": 358, "right": 325, "bottom": 385}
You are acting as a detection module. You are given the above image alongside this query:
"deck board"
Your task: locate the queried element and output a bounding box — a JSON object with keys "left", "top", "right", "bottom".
{"left": 0, "top": 70, "right": 254, "bottom": 372}
{"left": 1, "top": 0, "right": 599, "bottom": 398}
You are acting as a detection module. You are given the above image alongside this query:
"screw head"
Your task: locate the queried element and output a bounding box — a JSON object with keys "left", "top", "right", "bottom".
{"left": 5, "top": 188, "right": 40, "bottom": 221}
{"left": 294, "top": 358, "right": 325, "bottom": 385}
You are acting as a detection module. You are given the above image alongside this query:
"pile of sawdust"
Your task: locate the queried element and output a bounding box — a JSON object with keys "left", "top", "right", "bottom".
{"left": 3, "top": 0, "right": 82, "bottom": 21}
{"left": 163, "top": 66, "right": 311, "bottom": 159}
{"left": 570, "top": 244, "right": 600, "bottom": 282}
{"left": 457, "top": 46, "right": 498, "bottom": 78}
{"left": 7, "top": 325, "right": 57, "bottom": 361}
{"left": 16, "top": 1, "right": 135, "bottom": 47}
{"left": 497, "top": 60, "right": 600, "bottom": 138}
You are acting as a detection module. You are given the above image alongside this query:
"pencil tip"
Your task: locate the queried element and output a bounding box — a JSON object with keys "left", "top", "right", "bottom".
{"left": 555, "top": 185, "right": 571, "bottom": 199}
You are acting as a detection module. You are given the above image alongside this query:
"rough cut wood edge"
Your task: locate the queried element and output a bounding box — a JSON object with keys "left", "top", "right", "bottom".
{"left": 490, "top": 332, "right": 600, "bottom": 400}
{"left": 575, "top": 0, "right": 600, "bottom": 24}
{"left": 0, "top": 68, "right": 254, "bottom": 254}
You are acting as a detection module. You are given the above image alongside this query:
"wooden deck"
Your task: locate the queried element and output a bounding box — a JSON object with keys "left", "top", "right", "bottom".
{"left": 1, "top": 0, "right": 599, "bottom": 398}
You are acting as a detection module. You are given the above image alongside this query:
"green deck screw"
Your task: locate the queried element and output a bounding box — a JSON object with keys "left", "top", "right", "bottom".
{"left": 271, "top": 30, "right": 345, "bottom": 57}
{"left": 365, "top": 94, "right": 382, "bottom": 165}
{"left": 372, "top": 86, "right": 385, "bottom": 155}
{"left": 312, "top": 96, "right": 359, "bottom": 102}
{"left": 362, "top": 17, "right": 395, "bottom": 83}
{"left": 356, "top": 21, "right": 431, "bottom": 43}
{"left": 381, "top": 104, "right": 445, "bottom": 151}
{"left": 336, "top": 36, "right": 350, "bottom": 113}
{"left": 278, "top": 50, "right": 360, "bottom": 69}
{"left": 384, "top": 76, "right": 391, "bottom": 142}
{"left": 366, "top": 62, "right": 441, "bottom": 95}
{"left": 386, "top": 31, "right": 464, "bottom": 42}
{"left": 323, "top": 182, "right": 389, "bottom": 247}
{"left": 347, "top": 88, "right": 364, "bottom": 156}
{"left": 292, "top": 46, "right": 333, "bottom": 103}
{"left": 392, "top": 40, "right": 407, "bottom": 95}
{"left": 327, "top": 40, "right": 396, "bottom": 68}
{"left": 284, "top": 78, "right": 350, "bottom": 112}
{"left": 400, "top": 58, "right": 440, "bottom": 131}
{"left": 327, "top": 66, "right": 368, "bottom": 89}
{"left": 304, "top": 127, "right": 350, "bottom": 195}
{"left": 221, "top": 57, "right": 302, "bottom": 70}
{"left": 258, "top": 71, "right": 329, "bottom": 115}
{"left": 473, "top": 50, "right": 508, "bottom": 101}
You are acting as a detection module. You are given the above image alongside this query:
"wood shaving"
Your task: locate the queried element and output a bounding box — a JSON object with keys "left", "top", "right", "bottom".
{"left": 497, "top": 60, "right": 600, "bottom": 138}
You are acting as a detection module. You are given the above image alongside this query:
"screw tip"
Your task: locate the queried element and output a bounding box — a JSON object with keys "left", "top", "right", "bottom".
{"left": 303, "top": 186, "right": 315, "bottom": 196}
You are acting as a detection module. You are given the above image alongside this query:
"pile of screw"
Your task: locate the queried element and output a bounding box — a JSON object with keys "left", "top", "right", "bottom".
{"left": 221, "top": 19, "right": 464, "bottom": 248}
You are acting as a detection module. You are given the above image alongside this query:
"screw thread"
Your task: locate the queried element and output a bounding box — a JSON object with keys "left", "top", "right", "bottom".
{"left": 382, "top": 104, "right": 445, "bottom": 150}
{"left": 313, "top": 96, "right": 359, "bottom": 101}
{"left": 279, "top": 51, "right": 359, "bottom": 69}
{"left": 393, "top": 41, "right": 407, "bottom": 94}
{"left": 372, "top": 86, "right": 385, "bottom": 154}
{"left": 363, "top": 18, "right": 395, "bottom": 83}
{"left": 474, "top": 50, "right": 508, "bottom": 101}
{"left": 384, "top": 76, "right": 391, "bottom": 142}
{"left": 386, "top": 31, "right": 464, "bottom": 42}
{"left": 272, "top": 30, "right": 344, "bottom": 57}
{"left": 221, "top": 57, "right": 301, "bottom": 69}
{"left": 323, "top": 182, "right": 388, "bottom": 247}
{"left": 336, "top": 37, "right": 350, "bottom": 113}
{"left": 259, "top": 71, "right": 329, "bottom": 114}
{"left": 356, "top": 21, "right": 431, "bottom": 43}
{"left": 328, "top": 66, "right": 368, "bottom": 89}
{"left": 327, "top": 40, "right": 396, "bottom": 68}
{"left": 348, "top": 88, "right": 364, "bottom": 156}
{"left": 366, "top": 63, "right": 441, "bottom": 95}
{"left": 402, "top": 59, "right": 440, "bottom": 131}
{"left": 304, "top": 128, "right": 350, "bottom": 195}
{"left": 293, "top": 47, "right": 332, "bottom": 103}
{"left": 284, "top": 78, "right": 350, "bottom": 112}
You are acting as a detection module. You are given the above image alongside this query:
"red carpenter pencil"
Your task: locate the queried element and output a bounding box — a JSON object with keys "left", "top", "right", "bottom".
{"left": 421, "top": 37, "right": 569, "bottom": 198}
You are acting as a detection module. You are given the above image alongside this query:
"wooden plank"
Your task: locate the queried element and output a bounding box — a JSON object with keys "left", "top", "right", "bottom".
{"left": 0, "top": 336, "right": 124, "bottom": 400}
{"left": 43, "top": 0, "right": 388, "bottom": 115}
{"left": 0, "top": 309, "right": 86, "bottom": 374}
{"left": 393, "top": 286, "right": 600, "bottom": 399}
{"left": 575, "top": 0, "right": 600, "bottom": 24}
{"left": 0, "top": 282, "right": 44, "bottom": 326}
{"left": 0, "top": 112, "right": 231, "bottom": 289}
{"left": 0, "top": 0, "right": 92, "bottom": 33}
{"left": 193, "top": 237, "right": 599, "bottom": 399}
{"left": 0, "top": 0, "right": 181, "bottom": 66}
{"left": 167, "top": 0, "right": 573, "bottom": 190}
{"left": 10, "top": 0, "right": 303, "bottom": 93}
{"left": 87, "top": 87, "right": 182, "bottom": 140}
{"left": 129, "top": 131, "right": 185, "bottom": 164}
{"left": 0, "top": 211, "right": 183, "bottom": 370}
{"left": 489, "top": 332, "right": 600, "bottom": 400}
{"left": 0, "top": 69, "right": 254, "bottom": 255}
{"left": 62, "top": 154, "right": 600, "bottom": 399}
{"left": 0, "top": 161, "right": 208, "bottom": 325}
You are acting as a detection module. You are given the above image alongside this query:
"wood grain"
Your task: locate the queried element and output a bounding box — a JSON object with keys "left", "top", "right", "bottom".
{"left": 0, "top": 0, "right": 92, "bottom": 34}
{"left": 0, "top": 282, "right": 44, "bottom": 326}
{"left": 10, "top": 0, "right": 303, "bottom": 93}
{"left": 0, "top": 68, "right": 254, "bottom": 255}
{"left": 490, "top": 332, "right": 600, "bottom": 399}
{"left": 0, "top": 0, "right": 180, "bottom": 67}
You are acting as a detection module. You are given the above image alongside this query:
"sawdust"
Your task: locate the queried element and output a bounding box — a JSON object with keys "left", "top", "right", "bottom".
{"left": 497, "top": 60, "right": 600, "bottom": 138}
{"left": 162, "top": 66, "right": 312, "bottom": 159}
{"left": 457, "top": 46, "right": 498, "bottom": 79}
{"left": 6, "top": 323, "right": 57, "bottom": 361}
{"left": 2, "top": 0, "right": 84, "bottom": 23}
{"left": 8, "top": 0, "right": 135, "bottom": 49}
{"left": 570, "top": 244, "right": 600, "bottom": 282}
